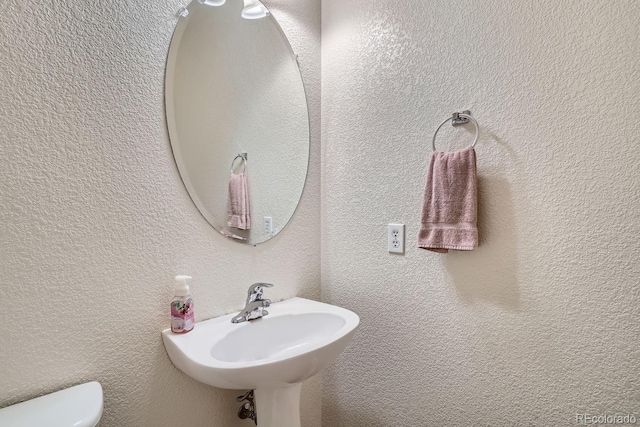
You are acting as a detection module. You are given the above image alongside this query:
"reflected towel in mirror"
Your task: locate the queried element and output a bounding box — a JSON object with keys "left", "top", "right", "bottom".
{"left": 227, "top": 172, "right": 251, "bottom": 230}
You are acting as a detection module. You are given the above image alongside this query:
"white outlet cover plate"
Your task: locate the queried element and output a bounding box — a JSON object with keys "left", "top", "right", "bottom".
{"left": 264, "top": 216, "right": 273, "bottom": 234}
{"left": 388, "top": 223, "right": 405, "bottom": 254}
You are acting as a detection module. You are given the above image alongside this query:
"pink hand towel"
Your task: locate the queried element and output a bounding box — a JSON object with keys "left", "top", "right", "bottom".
{"left": 418, "top": 146, "right": 478, "bottom": 253}
{"left": 227, "top": 172, "right": 251, "bottom": 230}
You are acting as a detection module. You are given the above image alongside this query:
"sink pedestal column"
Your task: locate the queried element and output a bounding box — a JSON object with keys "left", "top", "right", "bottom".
{"left": 254, "top": 383, "right": 302, "bottom": 427}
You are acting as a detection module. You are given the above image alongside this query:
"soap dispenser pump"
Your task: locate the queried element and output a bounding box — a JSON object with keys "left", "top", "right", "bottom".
{"left": 171, "top": 275, "right": 195, "bottom": 334}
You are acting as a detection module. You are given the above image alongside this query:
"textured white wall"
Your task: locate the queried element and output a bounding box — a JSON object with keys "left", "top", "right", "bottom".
{"left": 321, "top": 1, "right": 640, "bottom": 426}
{"left": 0, "top": 0, "right": 321, "bottom": 426}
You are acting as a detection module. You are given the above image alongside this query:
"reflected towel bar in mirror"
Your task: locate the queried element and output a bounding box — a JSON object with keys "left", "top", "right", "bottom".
{"left": 231, "top": 153, "right": 248, "bottom": 173}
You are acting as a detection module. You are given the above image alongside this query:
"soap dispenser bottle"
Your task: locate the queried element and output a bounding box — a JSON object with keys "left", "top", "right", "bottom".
{"left": 171, "top": 275, "right": 195, "bottom": 334}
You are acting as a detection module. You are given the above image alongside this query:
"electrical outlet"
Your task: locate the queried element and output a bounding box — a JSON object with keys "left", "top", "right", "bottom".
{"left": 388, "top": 223, "right": 405, "bottom": 254}
{"left": 264, "top": 217, "right": 273, "bottom": 235}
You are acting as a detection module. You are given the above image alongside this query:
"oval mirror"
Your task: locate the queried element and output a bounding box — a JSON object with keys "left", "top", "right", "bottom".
{"left": 166, "top": 0, "right": 309, "bottom": 245}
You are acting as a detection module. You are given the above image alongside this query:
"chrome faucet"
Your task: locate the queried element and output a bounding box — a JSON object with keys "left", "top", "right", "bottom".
{"left": 231, "top": 283, "right": 273, "bottom": 323}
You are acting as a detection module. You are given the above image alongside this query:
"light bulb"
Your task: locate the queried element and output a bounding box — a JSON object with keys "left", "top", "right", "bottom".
{"left": 242, "top": 0, "right": 269, "bottom": 19}
{"left": 198, "top": 0, "right": 226, "bottom": 6}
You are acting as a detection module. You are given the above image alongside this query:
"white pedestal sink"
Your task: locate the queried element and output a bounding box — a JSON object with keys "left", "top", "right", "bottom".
{"left": 162, "top": 297, "right": 359, "bottom": 427}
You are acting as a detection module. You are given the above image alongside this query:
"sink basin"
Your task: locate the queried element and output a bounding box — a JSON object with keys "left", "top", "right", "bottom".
{"left": 162, "top": 297, "right": 359, "bottom": 427}
{"left": 211, "top": 311, "right": 348, "bottom": 363}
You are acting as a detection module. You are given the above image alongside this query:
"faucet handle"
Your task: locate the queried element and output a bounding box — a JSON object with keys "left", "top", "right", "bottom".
{"left": 247, "top": 282, "right": 273, "bottom": 296}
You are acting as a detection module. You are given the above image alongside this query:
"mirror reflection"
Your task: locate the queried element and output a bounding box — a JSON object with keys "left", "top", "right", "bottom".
{"left": 166, "top": 0, "right": 309, "bottom": 245}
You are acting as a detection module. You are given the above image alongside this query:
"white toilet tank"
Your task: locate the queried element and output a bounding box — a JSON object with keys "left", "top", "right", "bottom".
{"left": 0, "top": 381, "right": 103, "bottom": 427}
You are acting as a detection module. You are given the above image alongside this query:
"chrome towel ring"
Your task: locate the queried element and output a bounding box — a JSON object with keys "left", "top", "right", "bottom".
{"left": 231, "top": 152, "right": 248, "bottom": 173}
{"left": 432, "top": 112, "right": 479, "bottom": 152}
